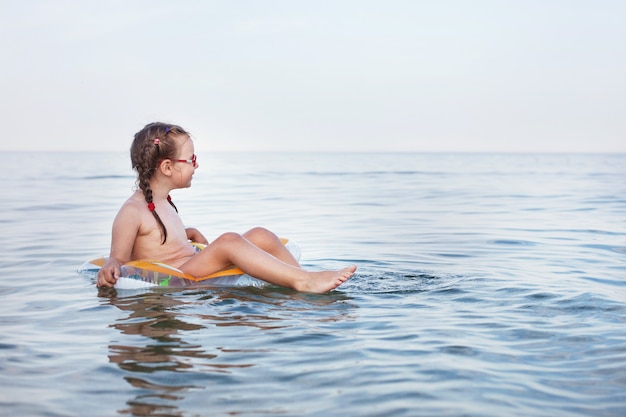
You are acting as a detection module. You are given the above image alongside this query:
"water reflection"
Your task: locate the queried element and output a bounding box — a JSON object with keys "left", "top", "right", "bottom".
{"left": 99, "top": 286, "right": 355, "bottom": 416}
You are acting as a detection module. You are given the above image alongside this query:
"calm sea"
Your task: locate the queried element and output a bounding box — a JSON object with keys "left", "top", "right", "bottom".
{"left": 1, "top": 151, "right": 625, "bottom": 416}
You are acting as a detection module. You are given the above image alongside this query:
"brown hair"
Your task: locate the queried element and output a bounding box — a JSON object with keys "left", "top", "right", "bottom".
{"left": 130, "top": 122, "right": 189, "bottom": 244}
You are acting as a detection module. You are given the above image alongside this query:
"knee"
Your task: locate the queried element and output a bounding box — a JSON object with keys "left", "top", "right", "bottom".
{"left": 215, "top": 232, "right": 243, "bottom": 245}
{"left": 245, "top": 227, "right": 272, "bottom": 239}
{"left": 244, "top": 227, "right": 278, "bottom": 244}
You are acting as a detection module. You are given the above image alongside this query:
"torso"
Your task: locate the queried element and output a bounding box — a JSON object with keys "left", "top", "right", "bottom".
{"left": 128, "top": 193, "right": 197, "bottom": 268}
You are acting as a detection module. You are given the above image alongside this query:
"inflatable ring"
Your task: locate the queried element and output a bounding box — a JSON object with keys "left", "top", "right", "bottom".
{"left": 78, "top": 238, "right": 300, "bottom": 289}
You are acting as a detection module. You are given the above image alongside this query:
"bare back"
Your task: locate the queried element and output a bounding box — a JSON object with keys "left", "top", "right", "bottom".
{"left": 113, "top": 191, "right": 196, "bottom": 268}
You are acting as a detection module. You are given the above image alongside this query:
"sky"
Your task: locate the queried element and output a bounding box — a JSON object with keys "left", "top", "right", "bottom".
{"left": 1, "top": 0, "right": 624, "bottom": 153}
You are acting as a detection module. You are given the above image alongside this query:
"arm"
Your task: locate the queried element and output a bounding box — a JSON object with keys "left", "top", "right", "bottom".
{"left": 97, "top": 204, "right": 141, "bottom": 288}
{"left": 186, "top": 227, "right": 209, "bottom": 245}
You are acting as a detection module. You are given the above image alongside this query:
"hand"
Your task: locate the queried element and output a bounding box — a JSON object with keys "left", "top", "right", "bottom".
{"left": 186, "top": 227, "right": 209, "bottom": 245}
{"left": 97, "top": 257, "right": 122, "bottom": 288}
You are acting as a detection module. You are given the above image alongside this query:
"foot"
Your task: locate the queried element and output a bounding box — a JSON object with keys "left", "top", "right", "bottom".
{"left": 296, "top": 265, "right": 357, "bottom": 293}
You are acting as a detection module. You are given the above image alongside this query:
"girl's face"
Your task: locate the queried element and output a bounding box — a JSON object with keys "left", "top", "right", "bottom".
{"left": 172, "top": 135, "right": 198, "bottom": 188}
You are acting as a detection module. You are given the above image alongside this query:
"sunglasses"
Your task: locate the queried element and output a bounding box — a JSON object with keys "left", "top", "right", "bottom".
{"left": 175, "top": 154, "right": 198, "bottom": 167}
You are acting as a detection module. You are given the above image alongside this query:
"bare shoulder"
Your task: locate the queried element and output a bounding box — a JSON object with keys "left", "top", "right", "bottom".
{"left": 119, "top": 193, "right": 145, "bottom": 213}
{"left": 118, "top": 194, "right": 145, "bottom": 216}
{"left": 108, "top": 193, "right": 148, "bottom": 262}
{"left": 113, "top": 193, "right": 147, "bottom": 230}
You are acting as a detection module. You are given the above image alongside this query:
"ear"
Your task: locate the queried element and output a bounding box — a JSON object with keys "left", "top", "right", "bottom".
{"left": 157, "top": 159, "right": 174, "bottom": 177}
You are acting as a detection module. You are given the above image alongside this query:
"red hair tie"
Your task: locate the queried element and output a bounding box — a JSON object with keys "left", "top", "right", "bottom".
{"left": 147, "top": 202, "right": 155, "bottom": 211}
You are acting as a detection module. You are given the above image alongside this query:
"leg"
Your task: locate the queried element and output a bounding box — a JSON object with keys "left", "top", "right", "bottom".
{"left": 242, "top": 227, "right": 300, "bottom": 267}
{"left": 179, "top": 232, "right": 356, "bottom": 293}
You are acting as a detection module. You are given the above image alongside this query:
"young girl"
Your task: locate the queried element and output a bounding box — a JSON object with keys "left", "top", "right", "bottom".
{"left": 97, "top": 122, "right": 356, "bottom": 293}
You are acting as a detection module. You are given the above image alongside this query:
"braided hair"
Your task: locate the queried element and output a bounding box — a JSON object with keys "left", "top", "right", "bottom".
{"left": 130, "top": 122, "right": 189, "bottom": 244}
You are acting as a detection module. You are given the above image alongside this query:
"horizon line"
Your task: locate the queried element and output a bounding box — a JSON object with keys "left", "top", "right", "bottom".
{"left": 4, "top": 149, "right": 626, "bottom": 155}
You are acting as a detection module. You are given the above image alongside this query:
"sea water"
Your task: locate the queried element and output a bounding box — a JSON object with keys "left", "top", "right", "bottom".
{"left": 1, "top": 151, "right": 625, "bottom": 416}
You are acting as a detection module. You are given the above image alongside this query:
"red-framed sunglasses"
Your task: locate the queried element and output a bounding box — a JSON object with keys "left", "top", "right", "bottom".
{"left": 176, "top": 154, "right": 197, "bottom": 167}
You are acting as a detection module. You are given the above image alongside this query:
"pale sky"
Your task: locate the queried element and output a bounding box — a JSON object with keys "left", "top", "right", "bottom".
{"left": 1, "top": 0, "right": 624, "bottom": 152}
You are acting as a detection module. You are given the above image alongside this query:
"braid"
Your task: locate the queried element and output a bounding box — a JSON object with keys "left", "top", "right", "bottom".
{"left": 130, "top": 122, "right": 189, "bottom": 244}
{"left": 167, "top": 194, "right": 179, "bottom": 213}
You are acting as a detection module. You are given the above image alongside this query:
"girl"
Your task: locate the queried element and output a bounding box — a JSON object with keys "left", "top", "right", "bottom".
{"left": 97, "top": 122, "right": 356, "bottom": 293}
